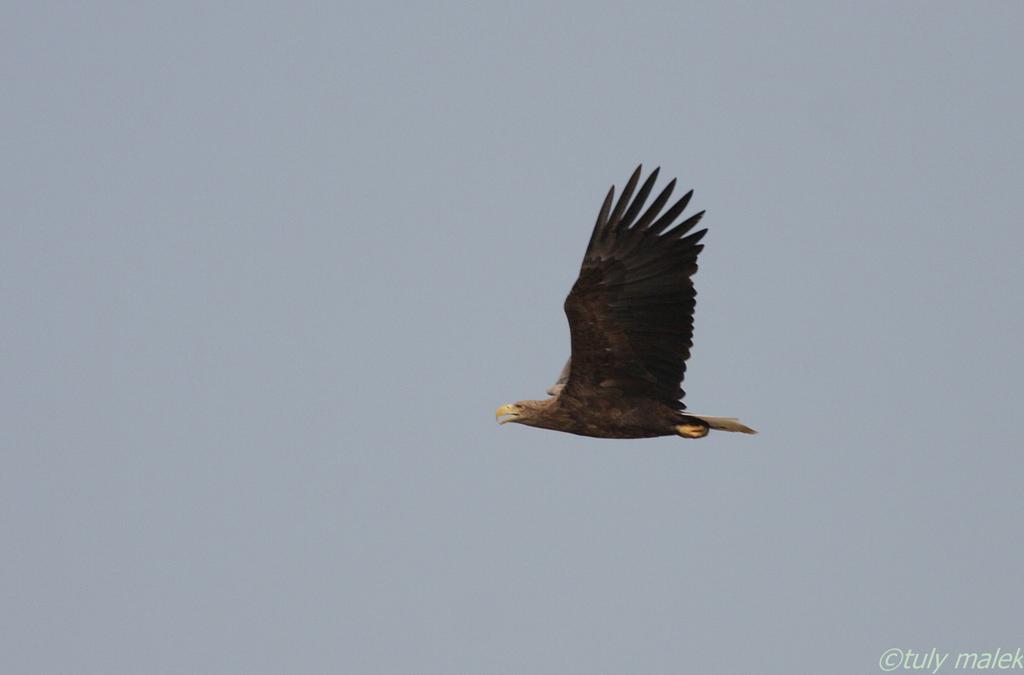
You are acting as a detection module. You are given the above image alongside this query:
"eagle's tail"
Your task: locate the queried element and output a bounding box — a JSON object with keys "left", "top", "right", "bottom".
{"left": 687, "top": 415, "right": 757, "bottom": 435}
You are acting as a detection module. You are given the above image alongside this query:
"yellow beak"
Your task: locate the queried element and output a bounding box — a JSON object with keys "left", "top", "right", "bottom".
{"left": 495, "top": 404, "right": 518, "bottom": 424}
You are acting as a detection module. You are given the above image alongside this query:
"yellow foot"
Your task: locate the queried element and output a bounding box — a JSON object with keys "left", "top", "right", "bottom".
{"left": 675, "top": 422, "right": 709, "bottom": 438}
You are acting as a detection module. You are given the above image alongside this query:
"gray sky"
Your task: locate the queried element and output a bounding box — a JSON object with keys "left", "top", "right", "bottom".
{"left": 3, "top": 2, "right": 1022, "bottom": 674}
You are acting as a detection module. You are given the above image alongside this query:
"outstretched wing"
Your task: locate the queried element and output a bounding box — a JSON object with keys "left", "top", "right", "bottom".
{"left": 561, "top": 166, "right": 707, "bottom": 409}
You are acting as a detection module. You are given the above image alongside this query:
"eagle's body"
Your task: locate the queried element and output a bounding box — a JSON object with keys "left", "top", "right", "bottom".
{"left": 496, "top": 166, "right": 755, "bottom": 439}
{"left": 501, "top": 396, "right": 711, "bottom": 439}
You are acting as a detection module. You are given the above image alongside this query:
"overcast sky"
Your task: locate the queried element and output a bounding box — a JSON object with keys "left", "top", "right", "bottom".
{"left": 3, "top": 2, "right": 1022, "bottom": 674}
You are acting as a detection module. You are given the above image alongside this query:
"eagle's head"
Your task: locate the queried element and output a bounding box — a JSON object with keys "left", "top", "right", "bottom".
{"left": 495, "top": 400, "right": 546, "bottom": 426}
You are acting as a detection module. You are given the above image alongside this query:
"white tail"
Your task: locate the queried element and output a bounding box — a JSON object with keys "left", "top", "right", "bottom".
{"left": 688, "top": 415, "right": 757, "bottom": 435}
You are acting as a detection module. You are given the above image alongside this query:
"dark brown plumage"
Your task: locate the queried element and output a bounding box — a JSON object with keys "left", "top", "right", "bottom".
{"left": 496, "top": 166, "right": 755, "bottom": 439}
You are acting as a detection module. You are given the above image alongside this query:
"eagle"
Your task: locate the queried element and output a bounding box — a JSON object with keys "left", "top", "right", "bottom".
{"left": 496, "top": 166, "right": 755, "bottom": 439}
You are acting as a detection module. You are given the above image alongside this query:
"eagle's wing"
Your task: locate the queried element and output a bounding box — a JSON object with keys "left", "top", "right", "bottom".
{"left": 561, "top": 166, "right": 707, "bottom": 409}
{"left": 546, "top": 358, "right": 571, "bottom": 396}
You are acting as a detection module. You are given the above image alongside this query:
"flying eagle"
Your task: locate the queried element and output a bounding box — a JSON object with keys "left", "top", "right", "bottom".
{"left": 496, "top": 166, "right": 755, "bottom": 439}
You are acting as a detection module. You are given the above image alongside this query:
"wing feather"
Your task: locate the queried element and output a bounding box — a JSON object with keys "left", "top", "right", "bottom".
{"left": 562, "top": 166, "right": 708, "bottom": 409}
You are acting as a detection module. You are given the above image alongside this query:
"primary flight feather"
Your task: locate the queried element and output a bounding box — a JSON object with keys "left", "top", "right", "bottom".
{"left": 496, "top": 166, "right": 755, "bottom": 439}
